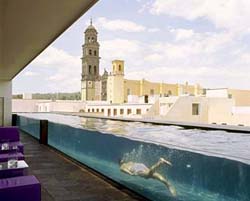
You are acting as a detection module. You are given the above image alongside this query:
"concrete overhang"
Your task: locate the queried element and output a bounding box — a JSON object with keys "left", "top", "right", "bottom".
{"left": 0, "top": 0, "right": 98, "bottom": 80}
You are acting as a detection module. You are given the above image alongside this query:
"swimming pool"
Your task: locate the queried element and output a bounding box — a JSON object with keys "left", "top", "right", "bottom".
{"left": 17, "top": 113, "right": 250, "bottom": 201}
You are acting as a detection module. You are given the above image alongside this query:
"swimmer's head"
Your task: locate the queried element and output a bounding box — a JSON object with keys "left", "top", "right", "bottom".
{"left": 119, "top": 158, "right": 125, "bottom": 165}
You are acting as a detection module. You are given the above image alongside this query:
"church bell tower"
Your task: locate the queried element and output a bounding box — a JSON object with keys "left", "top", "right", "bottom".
{"left": 81, "top": 19, "right": 100, "bottom": 101}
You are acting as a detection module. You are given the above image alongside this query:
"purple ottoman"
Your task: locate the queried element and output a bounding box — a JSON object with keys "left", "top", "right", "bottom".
{"left": 0, "top": 175, "right": 41, "bottom": 201}
{"left": 0, "top": 142, "right": 24, "bottom": 154}
{"left": 0, "top": 127, "right": 20, "bottom": 142}
{"left": 0, "top": 153, "right": 25, "bottom": 163}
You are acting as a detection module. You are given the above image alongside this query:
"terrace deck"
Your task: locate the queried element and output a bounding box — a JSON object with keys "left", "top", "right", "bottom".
{"left": 20, "top": 132, "right": 143, "bottom": 201}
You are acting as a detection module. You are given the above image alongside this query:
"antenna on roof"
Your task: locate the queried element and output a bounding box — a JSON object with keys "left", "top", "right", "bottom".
{"left": 90, "top": 17, "right": 93, "bottom": 25}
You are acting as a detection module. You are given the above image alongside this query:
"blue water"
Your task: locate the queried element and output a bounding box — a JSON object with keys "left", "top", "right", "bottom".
{"left": 17, "top": 113, "right": 250, "bottom": 201}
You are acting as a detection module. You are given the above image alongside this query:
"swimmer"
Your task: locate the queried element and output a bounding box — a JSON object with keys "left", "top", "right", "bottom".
{"left": 119, "top": 157, "right": 177, "bottom": 197}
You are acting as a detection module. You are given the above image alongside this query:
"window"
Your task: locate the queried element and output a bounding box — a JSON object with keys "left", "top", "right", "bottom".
{"left": 88, "top": 109, "right": 90, "bottom": 112}
{"left": 150, "top": 89, "right": 154, "bottom": 95}
{"left": 89, "top": 49, "right": 92, "bottom": 55}
{"left": 94, "top": 66, "right": 97, "bottom": 74}
{"left": 114, "top": 109, "right": 117, "bottom": 116}
{"left": 108, "top": 109, "right": 111, "bottom": 116}
{"left": 127, "top": 88, "right": 131, "bottom": 95}
{"left": 168, "top": 90, "right": 172, "bottom": 96}
{"left": 127, "top": 109, "right": 132, "bottom": 115}
{"left": 97, "top": 109, "right": 99, "bottom": 113}
{"left": 120, "top": 109, "right": 124, "bottom": 115}
{"left": 92, "top": 108, "right": 94, "bottom": 112}
{"left": 94, "top": 50, "right": 97, "bottom": 56}
{"left": 91, "top": 37, "right": 95, "bottom": 42}
{"left": 89, "top": 65, "right": 92, "bottom": 74}
{"left": 119, "top": 65, "right": 121, "bottom": 71}
{"left": 136, "top": 109, "right": 141, "bottom": 115}
{"left": 192, "top": 103, "right": 200, "bottom": 115}
{"left": 101, "top": 109, "right": 104, "bottom": 113}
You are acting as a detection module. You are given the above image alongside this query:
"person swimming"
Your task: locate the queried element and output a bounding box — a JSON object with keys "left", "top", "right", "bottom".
{"left": 119, "top": 157, "right": 177, "bottom": 197}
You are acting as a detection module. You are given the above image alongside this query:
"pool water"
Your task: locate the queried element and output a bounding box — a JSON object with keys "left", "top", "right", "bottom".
{"left": 17, "top": 113, "right": 250, "bottom": 201}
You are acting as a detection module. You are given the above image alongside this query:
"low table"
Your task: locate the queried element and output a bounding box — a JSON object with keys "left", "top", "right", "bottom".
{"left": 0, "top": 175, "right": 41, "bottom": 201}
{"left": 0, "top": 160, "right": 28, "bottom": 178}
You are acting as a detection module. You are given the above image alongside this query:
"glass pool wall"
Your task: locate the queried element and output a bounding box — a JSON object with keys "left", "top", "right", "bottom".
{"left": 18, "top": 115, "right": 250, "bottom": 201}
{"left": 17, "top": 115, "right": 40, "bottom": 139}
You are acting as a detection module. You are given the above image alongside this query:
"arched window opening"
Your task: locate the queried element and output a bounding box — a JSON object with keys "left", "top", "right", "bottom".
{"left": 150, "top": 89, "right": 154, "bottom": 95}
{"left": 94, "top": 66, "right": 97, "bottom": 74}
{"left": 94, "top": 50, "right": 97, "bottom": 56}
{"left": 89, "top": 49, "right": 92, "bottom": 55}
{"left": 89, "top": 65, "right": 92, "bottom": 74}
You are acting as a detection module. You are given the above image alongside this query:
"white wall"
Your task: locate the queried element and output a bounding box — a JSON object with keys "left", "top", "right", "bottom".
{"left": 207, "top": 98, "right": 234, "bottom": 124}
{"left": 206, "top": 89, "right": 228, "bottom": 98}
{"left": 128, "top": 95, "right": 139, "bottom": 103}
{"left": 47, "top": 101, "right": 86, "bottom": 112}
{"left": 0, "top": 81, "right": 12, "bottom": 126}
{"left": 86, "top": 103, "right": 152, "bottom": 117}
{"left": 160, "top": 96, "right": 209, "bottom": 123}
{"left": 12, "top": 99, "right": 43, "bottom": 112}
{"left": 12, "top": 99, "right": 86, "bottom": 113}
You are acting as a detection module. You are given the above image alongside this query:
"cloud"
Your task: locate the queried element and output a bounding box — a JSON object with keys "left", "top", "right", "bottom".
{"left": 126, "top": 66, "right": 250, "bottom": 89}
{"left": 241, "top": 53, "right": 250, "bottom": 64}
{"left": 170, "top": 28, "right": 194, "bottom": 41}
{"left": 149, "top": 0, "right": 250, "bottom": 32}
{"left": 14, "top": 1, "right": 250, "bottom": 93}
{"left": 100, "top": 32, "right": 250, "bottom": 89}
{"left": 100, "top": 38, "right": 146, "bottom": 70}
{"left": 23, "top": 71, "right": 38, "bottom": 77}
{"left": 148, "top": 28, "right": 160, "bottom": 33}
{"left": 30, "top": 46, "right": 81, "bottom": 92}
{"left": 95, "top": 17, "right": 160, "bottom": 33}
{"left": 96, "top": 17, "right": 146, "bottom": 32}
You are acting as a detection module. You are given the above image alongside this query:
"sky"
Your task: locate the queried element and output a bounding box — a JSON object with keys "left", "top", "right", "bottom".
{"left": 13, "top": 0, "right": 250, "bottom": 94}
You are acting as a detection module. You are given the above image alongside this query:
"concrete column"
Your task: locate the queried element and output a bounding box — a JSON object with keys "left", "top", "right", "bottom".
{"left": 12, "top": 114, "right": 18, "bottom": 126}
{"left": 0, "top": 81, "right": 12, "bottom": 126}
{"left": 40, "top": 120, "right": 48, "bottom": 145}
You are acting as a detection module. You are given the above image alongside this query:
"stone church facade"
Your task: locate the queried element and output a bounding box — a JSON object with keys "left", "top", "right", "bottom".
{"left": 81, "top": 21, "right": 203, "bottom": 103}
{"left": 81, "top": 20, "right": 107, "bottom": 101}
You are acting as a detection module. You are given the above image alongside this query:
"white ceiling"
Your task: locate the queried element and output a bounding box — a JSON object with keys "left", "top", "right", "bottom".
{"left": 0, "top": 0, "right": 97, "bottom": 80}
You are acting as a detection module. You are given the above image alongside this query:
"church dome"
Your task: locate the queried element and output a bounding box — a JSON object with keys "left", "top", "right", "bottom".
{"left": 86, "top": 24, "right": 96, "bottom": 30}
{"left": 85, "top": 19, "right": 97, "bottom": 32}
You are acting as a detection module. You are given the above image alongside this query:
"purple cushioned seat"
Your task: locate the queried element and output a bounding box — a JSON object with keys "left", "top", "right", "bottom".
{"left": 0, "top": 127, "right": 20, "bottom": 142}
{"left": 0, "top": 175, "right": 41, "bottom": 201}
{"left": 0, "top": 153, "right": 25, "bottom": 163}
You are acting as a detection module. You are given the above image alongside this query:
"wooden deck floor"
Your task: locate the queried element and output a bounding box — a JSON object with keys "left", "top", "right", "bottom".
{"left": 20, "top": 132, "right": 143, "bottom": 201}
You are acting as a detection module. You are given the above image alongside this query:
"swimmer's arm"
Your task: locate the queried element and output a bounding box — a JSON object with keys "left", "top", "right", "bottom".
{"left": 120, "top": 167, "right": 134, "bottom": 175}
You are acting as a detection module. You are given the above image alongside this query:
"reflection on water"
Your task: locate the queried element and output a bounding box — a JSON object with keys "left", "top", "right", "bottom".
{"left": 19, "top": 113, "right": 250, "bottom": 164}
